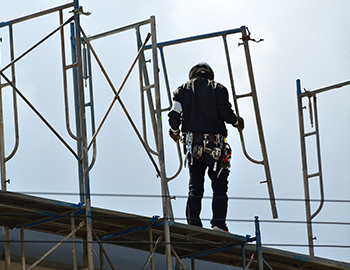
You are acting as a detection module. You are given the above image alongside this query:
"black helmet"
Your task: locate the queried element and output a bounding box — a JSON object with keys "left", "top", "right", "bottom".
{"left": 189, "top": 62, "right": 214, "bottom": 80}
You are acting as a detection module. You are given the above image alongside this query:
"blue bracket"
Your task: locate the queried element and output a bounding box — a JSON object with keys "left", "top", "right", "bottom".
{"left": 16, "top": 208, "right": 85, "bottom": 230}
{"left": 102, "top": 216, "right": 163, "bottom": 240}
{"left": 296, "top": 79, "right": 302, "bottom": 95}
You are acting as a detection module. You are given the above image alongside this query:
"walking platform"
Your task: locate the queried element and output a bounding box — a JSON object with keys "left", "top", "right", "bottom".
{"left": 0, "top": 190, "right": 349, "bottom": 270}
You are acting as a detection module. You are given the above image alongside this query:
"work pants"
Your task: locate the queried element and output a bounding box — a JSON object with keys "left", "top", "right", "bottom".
{"left": 186, "top": 150, "right": 229, "bottom": 231}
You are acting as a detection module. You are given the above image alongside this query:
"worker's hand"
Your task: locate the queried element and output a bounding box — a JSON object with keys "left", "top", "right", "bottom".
{"left": 234, "top": 116, "right": 245, "bottom": 131}
{"left": 169, "top": 128, "right": 180, "bottom": 142}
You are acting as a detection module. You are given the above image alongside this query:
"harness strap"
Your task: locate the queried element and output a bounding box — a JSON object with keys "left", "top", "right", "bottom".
{"left": 192, "top": 133, "right": 217, "bottom": 143}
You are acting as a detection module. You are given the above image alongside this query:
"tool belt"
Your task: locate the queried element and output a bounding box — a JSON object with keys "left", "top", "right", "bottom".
{"left": 182, "top": 132, "right": 231, "bottom": 172}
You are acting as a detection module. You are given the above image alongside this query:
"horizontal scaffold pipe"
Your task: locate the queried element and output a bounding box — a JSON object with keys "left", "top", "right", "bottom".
{"left": 144, "top": 27, "right": 243, "bottom": 50}
{"left": 0, "top": 2, "right": 74, "bottom": 27}
{"left": 86, "top": 18, "right": 151, "bottom": 42}
{"left": 297, "top": 80, "right": 350, "bottom": 97}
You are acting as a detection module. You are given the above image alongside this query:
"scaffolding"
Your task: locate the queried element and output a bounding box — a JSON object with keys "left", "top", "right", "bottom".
{"left": 4, "top": 1, "right": 348, "bottom": 269}
{"left": 0, "top": 1, "right": 276, "bottom": 267}
{"left": 296, "top": 79, "right": 350, "bottom": 258}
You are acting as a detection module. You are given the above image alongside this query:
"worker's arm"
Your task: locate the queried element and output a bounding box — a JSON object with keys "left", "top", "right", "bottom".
{"left": 215, "top": 85, "right": 244, "bottom": 130}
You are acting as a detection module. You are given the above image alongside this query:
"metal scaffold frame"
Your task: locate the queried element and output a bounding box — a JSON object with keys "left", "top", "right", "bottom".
{"left": 0, "top": 3, "right": 78, "bottom": 269}
{"left": 0, "top": 1, "right": 278, "bottom": 269}
{"left": 0, "top": 1, "right": 171, "bottom": 268}
{"left": 296, "top": 78, "right": 350, "bottom": 258}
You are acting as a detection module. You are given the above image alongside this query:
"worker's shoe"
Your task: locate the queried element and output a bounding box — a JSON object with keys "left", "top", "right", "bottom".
{"left": 212, "top": 226, "right": 230, "bottom": 233}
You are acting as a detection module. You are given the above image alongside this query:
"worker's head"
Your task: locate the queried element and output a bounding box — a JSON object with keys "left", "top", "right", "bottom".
{"left": 189, "top": 62, "right": 214, "bottom": 80}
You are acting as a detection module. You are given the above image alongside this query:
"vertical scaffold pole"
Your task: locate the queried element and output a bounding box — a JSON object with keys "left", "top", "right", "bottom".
{"left": 241, "top": 244, "right": 246, "bottom": 269}
{"left": 240, "top": 26, "right": 278, "bottom": 219}
{"left": 71, "top": 215, "right": 78, "bottom": 270}
{"left": 20, "top": 227, "right": 26, "bottom": 270}
{"left": 0, "top": 46, "right": 11, "bottom": 270}
{"left": 254, "top": 216, "right": 263, "bottom": 270}
{"left": 150, "top": 16, "right": 172, "bottom": 270}
{"left": 72, "top": 0, "right": 94, "bottom": 268}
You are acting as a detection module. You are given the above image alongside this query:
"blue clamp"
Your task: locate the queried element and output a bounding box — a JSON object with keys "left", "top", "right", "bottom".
{"left": 77, "top": 202, "right": 85, "bottom": 210}
{"left": 151, "top": 215, "right": 160, "bottom": 223}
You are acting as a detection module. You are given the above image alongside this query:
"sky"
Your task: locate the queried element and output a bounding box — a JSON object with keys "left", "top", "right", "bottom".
{"left": 0, "top": 0, "right": 349, "bottom": 265}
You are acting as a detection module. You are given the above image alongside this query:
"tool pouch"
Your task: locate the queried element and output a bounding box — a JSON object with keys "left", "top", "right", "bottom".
{"left": 210, "top": 147, "right": 221, "bottom": 161}
{"left": 192, "top": 145, "right": 203, "bottom": 159}
{"left": 219, "top": 143, "right": 232, "bottom": 169}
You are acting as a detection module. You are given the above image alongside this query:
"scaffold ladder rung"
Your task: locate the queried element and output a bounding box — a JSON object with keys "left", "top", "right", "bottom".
{"left": 143, "top": 84, "right": 155, "bottom": 91}
{"left": 304, "top": 131, "right": 317, "bottom": 137}
{"left": 1, "top": 82, "right": 11, "bottom": 88}
{"left": 307, "top": 172, "right": 320, "bottom": 179}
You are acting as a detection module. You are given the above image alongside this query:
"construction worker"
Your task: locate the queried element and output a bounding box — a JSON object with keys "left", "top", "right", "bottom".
{"left": 168, "top": 62, "right": 244, "bottom": 232}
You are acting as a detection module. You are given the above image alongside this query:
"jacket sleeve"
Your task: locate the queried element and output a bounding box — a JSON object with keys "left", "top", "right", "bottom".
{"left": 168, "top": 88, "right": 182, "bottom": 132}
{"left": 216, "top": 85, "right": 238, "bottom": 125}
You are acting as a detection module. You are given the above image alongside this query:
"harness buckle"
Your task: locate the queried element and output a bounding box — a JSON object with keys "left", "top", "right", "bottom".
{"left": 203, "top": 134, "right": 209, "bottom": 149}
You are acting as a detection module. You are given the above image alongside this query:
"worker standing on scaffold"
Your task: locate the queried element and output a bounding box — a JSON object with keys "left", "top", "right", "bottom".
{"left": 168, "top": 62, "right": 244, "bottom": 232}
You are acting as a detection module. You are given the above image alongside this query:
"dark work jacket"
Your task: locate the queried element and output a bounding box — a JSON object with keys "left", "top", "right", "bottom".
{"left": 168, "top": 76, "right": 238, "bottom": 137}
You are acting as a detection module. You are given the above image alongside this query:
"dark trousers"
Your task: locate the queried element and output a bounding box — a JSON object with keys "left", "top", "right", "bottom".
{"left": 186, "top": 152, "right": 229, "bottom": 231}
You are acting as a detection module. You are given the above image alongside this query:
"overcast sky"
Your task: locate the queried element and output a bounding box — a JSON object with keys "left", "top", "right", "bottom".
{"left": 1, "top": 0, "right": 349, "bottom": 264}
